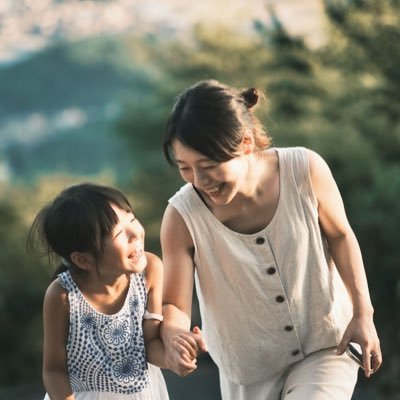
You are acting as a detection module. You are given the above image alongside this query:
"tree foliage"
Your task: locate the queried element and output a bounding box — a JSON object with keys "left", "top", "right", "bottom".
{"left": 0, "top": 195, "right": 47, "bottom": 385}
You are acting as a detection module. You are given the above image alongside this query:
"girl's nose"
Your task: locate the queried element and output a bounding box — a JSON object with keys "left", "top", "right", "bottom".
{"left": 127, "top": 223, "right": 143, "bottom": 240}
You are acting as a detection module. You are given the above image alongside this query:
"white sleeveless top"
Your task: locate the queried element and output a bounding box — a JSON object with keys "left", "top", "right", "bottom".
{"left": 169, "top": 147, "right": 353, "bottom": 385}
{"left": 49, "top": 271, "right": 169, "bottom": 400}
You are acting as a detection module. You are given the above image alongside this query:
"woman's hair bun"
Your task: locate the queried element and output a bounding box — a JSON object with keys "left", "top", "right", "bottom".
{"left": 241, "top": 87, "right": 259, "bottom": 108}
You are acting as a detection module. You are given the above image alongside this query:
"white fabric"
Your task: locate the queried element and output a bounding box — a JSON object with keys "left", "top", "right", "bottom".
{"left": 168, "top": 147, "right": 353, "bottom": 385}
{"left": 43, "top": 364, "right": 168, "bottom": 400}
{"left": 219, "top": 347, "right": 359, "bottom": 400}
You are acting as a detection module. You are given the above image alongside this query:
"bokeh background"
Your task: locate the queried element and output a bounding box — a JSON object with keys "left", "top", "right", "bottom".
{"left": 0, "top": 0, "right": 399, "bottom": 399}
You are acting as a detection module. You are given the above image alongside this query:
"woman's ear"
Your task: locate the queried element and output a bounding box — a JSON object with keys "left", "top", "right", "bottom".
{"left": 241, "top": 132, "right": 254, "bottom": 155}
{"left": 70, "top": 251, "right": 95, "bottom": 271}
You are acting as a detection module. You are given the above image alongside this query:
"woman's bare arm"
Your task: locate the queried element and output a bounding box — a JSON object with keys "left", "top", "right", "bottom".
{"left": 308, "top": 149, "right": 382, "bottom": 376}
{"left": 160, "top": 204, "right": 206, "bottom": 376}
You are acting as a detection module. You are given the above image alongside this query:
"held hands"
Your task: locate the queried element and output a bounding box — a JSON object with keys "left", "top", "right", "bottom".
{"left": 167, "top": 326, "right": 207, "bottom": 377}
{"left": 336, "top": 313, "right": 382, "bottom": 377}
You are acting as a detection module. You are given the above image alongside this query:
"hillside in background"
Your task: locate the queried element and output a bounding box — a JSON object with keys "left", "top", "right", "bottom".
{"left": 0, "top": 0, "right": 325, "bottom": 185}
{"left": 0, "top": 33, "right": 160, "bottom": 184}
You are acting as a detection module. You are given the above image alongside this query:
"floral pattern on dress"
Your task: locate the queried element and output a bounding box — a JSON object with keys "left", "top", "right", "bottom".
{"left": 113, "top": 356, "right": 142, "bottom": 383}
{"left": 104, "top": 320, "right": 129, "bottom": 345}
{"left": 80, "top": 312, "right": 96, "bottom": 329}
{"left": 59, "top": 271, "right": 151, "bottom": 395}
{"left": 130, "top": 294, "right": 140, "bottom": 312}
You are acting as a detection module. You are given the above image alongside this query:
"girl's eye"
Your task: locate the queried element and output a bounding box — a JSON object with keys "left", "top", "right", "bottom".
{"left": 113, "top": 229, "right": 123, "bottom": 239}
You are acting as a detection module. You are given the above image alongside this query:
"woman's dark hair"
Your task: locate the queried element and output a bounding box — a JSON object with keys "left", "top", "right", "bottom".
{"left": 27, "top": 183, "right": 133, "bottom": 279}
{"left": 164, "top": 79, "right": 272, "bottom": 165}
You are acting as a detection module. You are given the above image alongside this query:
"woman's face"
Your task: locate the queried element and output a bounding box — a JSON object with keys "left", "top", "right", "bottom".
{"left": 98, "top": 204, "right": 147, "bottom": 276}
{"left": 172, "top": 140, "right": 248, "bottom": 205}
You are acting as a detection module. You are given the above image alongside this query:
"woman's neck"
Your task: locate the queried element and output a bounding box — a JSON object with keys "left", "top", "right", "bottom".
{"left": 235, "top": 149, "right": 276, "bottom": 201}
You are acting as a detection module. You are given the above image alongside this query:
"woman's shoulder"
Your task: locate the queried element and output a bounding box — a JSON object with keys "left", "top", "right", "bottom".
{"left": 269, "top": 145, "right": 309, "bottom": 155}
{"left": 271, "top": 146, "right": 323, "bottom": 159}
{"left": 168, "top": 183, "right": 197, "bottom": 207}
{"left": 269, "top": 146, "right": 317, "bottom": 170}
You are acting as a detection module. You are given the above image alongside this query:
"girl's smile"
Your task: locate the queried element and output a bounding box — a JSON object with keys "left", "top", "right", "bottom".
{"left": 128, "top": 242, "right": 144, "bottom": 263}
{"left": 99, "top": 205, "right": 147, "bottom": 276}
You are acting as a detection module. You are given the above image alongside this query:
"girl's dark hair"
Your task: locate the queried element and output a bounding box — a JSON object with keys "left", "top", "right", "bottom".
{"left": 164, "top": 79, "right": 272, "bottom": 165}
{"left": 27, "top": 183, "right": 133, "bottom": 279}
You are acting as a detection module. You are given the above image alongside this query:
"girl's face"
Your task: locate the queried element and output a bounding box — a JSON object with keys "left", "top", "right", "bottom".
{"left": 97, "top": 204, "right": 147, "bottom": 276}
{"left": 172, "top": 140, "right": 248, "bottom": 205}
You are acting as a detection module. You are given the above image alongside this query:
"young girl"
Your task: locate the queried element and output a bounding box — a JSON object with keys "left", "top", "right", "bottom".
{"left": 28, "top": 183, "right": 199, "bottom": 400}
{"left": 160, "top": 80, "right": 382, "bottom": 399}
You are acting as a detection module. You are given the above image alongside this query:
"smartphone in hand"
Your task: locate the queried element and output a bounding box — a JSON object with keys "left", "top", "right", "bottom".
{"left": 345, "top": 343, "right": 365, "bottom": 369}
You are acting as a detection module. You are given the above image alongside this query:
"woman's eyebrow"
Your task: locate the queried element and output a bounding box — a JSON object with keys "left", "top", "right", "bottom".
{"left": 176, "top": 157, "right": 213, "bottom": 164}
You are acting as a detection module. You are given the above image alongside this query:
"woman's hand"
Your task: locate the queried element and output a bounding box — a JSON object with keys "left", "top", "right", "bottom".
{"left": 336, "top": 313, "right": 382, "bottom": 377}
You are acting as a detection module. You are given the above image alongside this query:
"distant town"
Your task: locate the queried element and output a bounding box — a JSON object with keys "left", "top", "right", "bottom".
{"left": 0, "top": 0, "right": 324, "bottom": 66}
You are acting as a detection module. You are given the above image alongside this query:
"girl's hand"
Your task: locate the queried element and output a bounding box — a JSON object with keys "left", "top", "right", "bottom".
{"left": 167, "top": 326, "right": 207, "bottom": 376}
{"left": 336, "top": 314, "right": 382, "bottom": 377}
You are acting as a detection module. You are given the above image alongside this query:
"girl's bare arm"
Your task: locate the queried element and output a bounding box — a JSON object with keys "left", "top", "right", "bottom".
{"left": 42, "top": 279, "right": 75, "bottom": 400}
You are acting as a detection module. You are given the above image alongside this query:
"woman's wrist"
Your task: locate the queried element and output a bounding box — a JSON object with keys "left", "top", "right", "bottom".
{"left": 352, "top": 305, "right": 374, "bottom": 318}
{"left": 160, "top": 304, "right": 191, "bottom": 344}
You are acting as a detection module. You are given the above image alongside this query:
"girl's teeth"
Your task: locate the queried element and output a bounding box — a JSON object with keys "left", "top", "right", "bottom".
{"left": 129, "top": 245, "right": 143, "bottom": 261}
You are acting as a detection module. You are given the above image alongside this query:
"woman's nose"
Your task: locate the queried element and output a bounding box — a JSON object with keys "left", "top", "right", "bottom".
{"left": 193, "top": 170, "right": 210, "bottom": 187}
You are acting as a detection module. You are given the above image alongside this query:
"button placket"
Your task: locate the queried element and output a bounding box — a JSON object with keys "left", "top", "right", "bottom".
{"left": 255, "top": 234, "right": 303, "bottom": 359}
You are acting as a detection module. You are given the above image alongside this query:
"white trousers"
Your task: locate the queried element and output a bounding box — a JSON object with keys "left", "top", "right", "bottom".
{"left": 219, "top": 347, "right": 359, "bottom": 400}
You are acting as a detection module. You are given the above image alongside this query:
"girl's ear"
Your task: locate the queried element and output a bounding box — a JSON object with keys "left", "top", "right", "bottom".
{"left": 241, "top": 132, "right": 254, "bottom": 155}
{"left": 70, "top": 251, "right": 95, "bottom": 271}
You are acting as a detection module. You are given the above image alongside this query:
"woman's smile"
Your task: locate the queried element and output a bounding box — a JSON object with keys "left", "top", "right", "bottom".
{"left": 202, "top": 183, "right": 224, "bottom": 197}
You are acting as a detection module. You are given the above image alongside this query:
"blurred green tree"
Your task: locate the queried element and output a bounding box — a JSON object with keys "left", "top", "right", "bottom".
{"left": 318, "top": 0, "right": 400, "bottom": 394}
{"left": 0, "top": 198, "right": 47, "bottom": 386}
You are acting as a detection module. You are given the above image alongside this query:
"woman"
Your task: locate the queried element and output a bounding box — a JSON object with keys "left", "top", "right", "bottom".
{"left": 160, "top": 80, "right": 382, "bottom": 399}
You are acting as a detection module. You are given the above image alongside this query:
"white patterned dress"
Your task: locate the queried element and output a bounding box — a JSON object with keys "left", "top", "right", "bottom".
{"left": 43, "top": 271, "right": 169, "bottom": 400}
